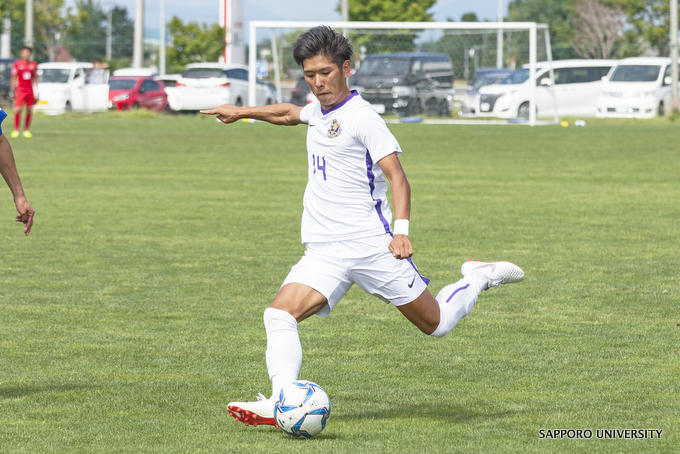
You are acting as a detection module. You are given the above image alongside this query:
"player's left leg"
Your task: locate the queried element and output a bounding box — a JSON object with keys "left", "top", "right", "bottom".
{"left": 22, "top": 104, "right": 33, "bottom": 138}
{"left": 399, "top": 261, "right": 524, "bottom": 337}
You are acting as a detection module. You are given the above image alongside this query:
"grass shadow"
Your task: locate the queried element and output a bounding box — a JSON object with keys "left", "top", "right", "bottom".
{"left": 332, "top": 402, "right": 519, "bottom": 423}
{"left": 0, "top": 383, "right": 93, "bottom": 399}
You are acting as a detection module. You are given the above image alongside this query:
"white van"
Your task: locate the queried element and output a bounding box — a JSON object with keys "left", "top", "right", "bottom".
{"left": 478, "top": 59, "right": 616, "bottom": 118}
{"left": 35, "top": 62, "right": 109, "bottom": 114}
{"left": 596, "top": 57, "right": 680, "bottom": 118}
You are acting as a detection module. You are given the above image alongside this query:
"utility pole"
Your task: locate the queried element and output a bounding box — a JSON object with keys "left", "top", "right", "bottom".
{"left": 106, "top": 9, "right": 112, "bottom": 61}
{"left": 159, "top": 0, "right": 166, "bottom": 74}
{"left": 1, "top": 16, "right": 10, "bottom": 58}
{"left": 496, "top": 0, "right": 503, "bottom": 68}
{"left": 341, "top": 0, "right": 349, "bottom": 37}
{"left": 25, "top": 0, "right": 34, "bottom": 48}
{"left": 671, "top": 0, "right": 678, "bottom": 113}
{"left": 133, "top": 0, "right": 144, "bottom": 68}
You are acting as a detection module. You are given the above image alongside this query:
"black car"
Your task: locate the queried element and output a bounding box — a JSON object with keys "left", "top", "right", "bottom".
{"left": 0, "top": 58, "right": 17, "bottom": 99}
{"left": 290, "top": 76, "right": 311, "bottom": 106}
{"left": 354, "top": 52, "right": 454, "bottom": 116}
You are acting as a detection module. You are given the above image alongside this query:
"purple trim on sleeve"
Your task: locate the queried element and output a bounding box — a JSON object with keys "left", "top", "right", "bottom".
{"left": 365, "top": 149, "right": 430, "bottom": 286}
{"left": 365, "top": 151, "right": 392, "bottom": 235}
{"left": 446, "top": 283, "right": 470, "bottom": 303}
{"left": 320, "top": 90, "right": 358, "bottom": 115}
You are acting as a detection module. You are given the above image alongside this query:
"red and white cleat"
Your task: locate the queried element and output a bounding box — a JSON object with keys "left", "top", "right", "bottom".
{"left": 227, "top": 393, "right": 278, "bottom": 427}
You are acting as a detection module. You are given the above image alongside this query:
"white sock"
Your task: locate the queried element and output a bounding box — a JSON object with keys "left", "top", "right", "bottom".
{"left": 430, "top": 275, "right": 487, "bottom": 338}
{"left": 264, "top": 307, "right": 302, "bottom": 400}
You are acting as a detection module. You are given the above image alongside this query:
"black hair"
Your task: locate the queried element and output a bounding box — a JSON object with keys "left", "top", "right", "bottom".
{"left": 21, "top": 46, "right": 33, "bottom": 53}
{"left": 293, "top": 26, "right": 353, "bottom": 69}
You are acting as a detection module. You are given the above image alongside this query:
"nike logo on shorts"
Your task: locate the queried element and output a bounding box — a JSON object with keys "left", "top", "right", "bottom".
{"left": 407, "top": 275, "right": 417, "bottom": 288}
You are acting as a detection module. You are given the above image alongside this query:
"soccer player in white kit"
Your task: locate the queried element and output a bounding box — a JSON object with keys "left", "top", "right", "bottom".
{"left": 201, "top": 26, "right": 524, "bottom": 428}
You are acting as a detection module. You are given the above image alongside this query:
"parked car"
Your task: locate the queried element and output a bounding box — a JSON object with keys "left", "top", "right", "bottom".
{"left": 164, "top": 63, "right": 275, "bottom": 111}
{"left": 459, "top": 67, "right": 514, "bottom": 114}
{"left": 108, "top": 76, "right": 167, "bottom": 111}
{"left": 478, "top": 59, "right": 616, "bottom": 118}
{"left": 290, "top": 76, "right": 311, "bottom": 106}
{"left": 353, "top": 52, "right": 454, "bottom": 116}
{"left": 596, "top": 57, "right": 680, "bottom": 118}
{"left": 154, "top": 74, "right": 181, "bottom": 94}
{"left": 35, "top": 62, "right": 109, "bottom": 114}
{"left": 0, "top": 58, "right": 17, "bottom": 99}
{"left": 113, "top": 67, "right": 158, "bottom": 77}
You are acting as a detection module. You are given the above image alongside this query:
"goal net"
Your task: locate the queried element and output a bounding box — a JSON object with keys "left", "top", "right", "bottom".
{"left": 248, "top": 21, "right": 555, "bottom": 126}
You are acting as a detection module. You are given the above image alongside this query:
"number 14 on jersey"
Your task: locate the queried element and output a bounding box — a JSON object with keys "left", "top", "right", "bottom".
{"left": 312, "top": 154, "right": 327, "bottom": 180}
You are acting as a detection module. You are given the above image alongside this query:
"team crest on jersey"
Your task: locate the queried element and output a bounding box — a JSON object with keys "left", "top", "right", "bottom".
{"left": 327, "top": 119, "right": 341, "bottom": 138}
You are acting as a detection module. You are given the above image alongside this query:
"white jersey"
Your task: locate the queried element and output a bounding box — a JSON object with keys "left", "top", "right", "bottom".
{"left": 298, "top": 91, "right": 402, "bottom": 243}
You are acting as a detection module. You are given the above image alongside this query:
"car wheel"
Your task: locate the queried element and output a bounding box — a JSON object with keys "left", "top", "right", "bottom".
{"left": 266, "top": 98, "right": 273, "bottom": 105}
{"left": 132, "top": 102, "right": 140, "bottom": 109}
{"left": 658, "top": 102, "right": 665, "bottom": 117}
{"left": 439, "top": 99, "right": 450, "bottom": 117}
{"left": 235, "top": 97, "right": 243, "bottom": 107}
{"left": 518, "top": 102, "right": 532, "bottom": 119}
{"left": 65, "top": 101, "right": 72, "bottom": 112}
{"left": 406, "top": 98, "right": 422, "bottom": 116}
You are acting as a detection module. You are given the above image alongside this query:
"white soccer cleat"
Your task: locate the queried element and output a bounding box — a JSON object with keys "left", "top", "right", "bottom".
{"left": 227, "top": 393, "right": 277, "bottom": 427}
{"left": 461, "top": 260, "right": 524, "bottom": 289}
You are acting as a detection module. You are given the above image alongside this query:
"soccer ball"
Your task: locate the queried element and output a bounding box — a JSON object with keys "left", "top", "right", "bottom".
{"left": 274, "top": 380, "right": 331, "bottom": 438}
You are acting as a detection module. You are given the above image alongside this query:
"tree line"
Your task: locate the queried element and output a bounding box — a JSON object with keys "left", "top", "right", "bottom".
{"left": 0, "top": 0, "right": 223, "bottom": 73}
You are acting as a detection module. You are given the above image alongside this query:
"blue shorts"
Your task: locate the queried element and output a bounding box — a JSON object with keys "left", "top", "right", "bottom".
{"left": 0, "top": 107, "right": 7, "bottom": 136}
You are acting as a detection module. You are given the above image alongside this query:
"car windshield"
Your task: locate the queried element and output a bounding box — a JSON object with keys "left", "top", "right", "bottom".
{"left": 501, "top": 68, "right": 532, "bottom": 85}
{"left": 358, "top": 57, "right": 411, "bottom": 76}
{"left": 182, "top": 68, "right": 224, "bottom": 79}
{"left": 609, "top": 65, "right": 661, "bottom": 82}
{"left": 109, "top": 79, "right": 137, "bottom": 90}
{"left": 472, "top": 72, "right": 511, "bottom": 90}
{"left": 38, "top": 68, "right": 71, "bottom": 83}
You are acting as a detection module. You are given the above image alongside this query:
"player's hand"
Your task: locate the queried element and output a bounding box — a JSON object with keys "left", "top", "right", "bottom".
{"left": 200, "top": 104, "right": 242, "bottom": 124}
{"left": 14, "top": 195, "right": 35, "bottom": 236}
{"left": 389, "top": 234, "right": 413, "bottom": 259}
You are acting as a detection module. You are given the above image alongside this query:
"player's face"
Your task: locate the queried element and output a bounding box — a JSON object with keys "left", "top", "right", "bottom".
{"left": 302, "top": 54, "right": 351, "bottom": 110}
{"left": 20, "top": 49, "right": 31, "bottom": 61}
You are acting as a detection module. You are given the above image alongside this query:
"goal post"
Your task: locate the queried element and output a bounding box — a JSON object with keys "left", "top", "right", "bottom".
{"left": 249, "top": 20, "right": 555, "bottom": 126}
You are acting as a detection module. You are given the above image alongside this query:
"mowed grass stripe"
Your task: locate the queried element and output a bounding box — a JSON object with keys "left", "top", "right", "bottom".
{"left": 1, "top": 113, "right": 678, "bottom": 453}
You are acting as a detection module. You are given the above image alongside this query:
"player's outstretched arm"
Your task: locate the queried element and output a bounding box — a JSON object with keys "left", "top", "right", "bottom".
{"left": 200, "top": 103, "right": 303, "bottom": 126}
{"left": 0, "top": 135, "right": 35, "bottom": 235}
{"left": 379, "top": 153, "right": 413, "bottom": 260}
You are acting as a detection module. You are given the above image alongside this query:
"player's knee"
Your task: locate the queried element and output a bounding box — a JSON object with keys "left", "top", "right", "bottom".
{"left": 428, "top": 312, "right": 451, "bottom": 338}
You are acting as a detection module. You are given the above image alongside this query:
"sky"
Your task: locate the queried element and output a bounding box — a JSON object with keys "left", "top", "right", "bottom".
{"left": 66, "top": 0, "right": 510, "bottom": 39}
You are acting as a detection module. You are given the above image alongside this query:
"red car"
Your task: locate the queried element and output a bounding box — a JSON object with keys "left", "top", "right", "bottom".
{"left": 108, "top": 76, "right": 168, "bottom": 111}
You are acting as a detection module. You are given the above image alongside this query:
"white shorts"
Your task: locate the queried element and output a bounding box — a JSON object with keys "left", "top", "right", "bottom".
{"left": 281, "top": 235, "right": 429, "bottom": 316}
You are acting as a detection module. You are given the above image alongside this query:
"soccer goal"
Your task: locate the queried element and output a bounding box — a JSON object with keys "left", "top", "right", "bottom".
{"left": 248, "top": 21, "right": 556, "bottom": 126}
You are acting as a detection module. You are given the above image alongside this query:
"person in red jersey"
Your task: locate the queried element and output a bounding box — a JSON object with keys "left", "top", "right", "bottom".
{"left": 10, "top": 46, "right": 39, "bottom": 139}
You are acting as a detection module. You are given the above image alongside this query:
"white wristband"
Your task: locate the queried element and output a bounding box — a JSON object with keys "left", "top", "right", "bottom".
{"left": 393, "top": 219, "right": 409, "bottom": 236}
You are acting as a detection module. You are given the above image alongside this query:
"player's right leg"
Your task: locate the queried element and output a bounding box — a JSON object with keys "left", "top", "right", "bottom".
{"left": 227, "top": 248, "right": 351, "bottom": 428}
{"left": 227, "top": 283, "right": 328, "bottom": 427}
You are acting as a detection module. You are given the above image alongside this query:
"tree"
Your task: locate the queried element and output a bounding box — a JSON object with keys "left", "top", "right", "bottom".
{"left": 110, "top": 6, "right": 133, "bottom": 60}
{"left": 167, "top": 17, "right": 225, "bottom": 73}
{"left": 572, "top": 0, "right": 625, "bottom": 58}
{"left": 609, "top": 0, "right": 676, "bottom": 56}
{"left": 1, "top": 0, "right": 69, "bottom": 62}
{"left": 64, "top": 0, "right": 107, "bottom": 62}
{"left": 507, "top": 0, "right": 578, "bottom": 60}
{"left": 339, "top": 0, "right": 436, "bottom": 54}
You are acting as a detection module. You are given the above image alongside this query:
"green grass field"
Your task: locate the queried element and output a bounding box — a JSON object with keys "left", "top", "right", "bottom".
{"left": 1, "top": 113, "right": 678, "bottom": 453}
